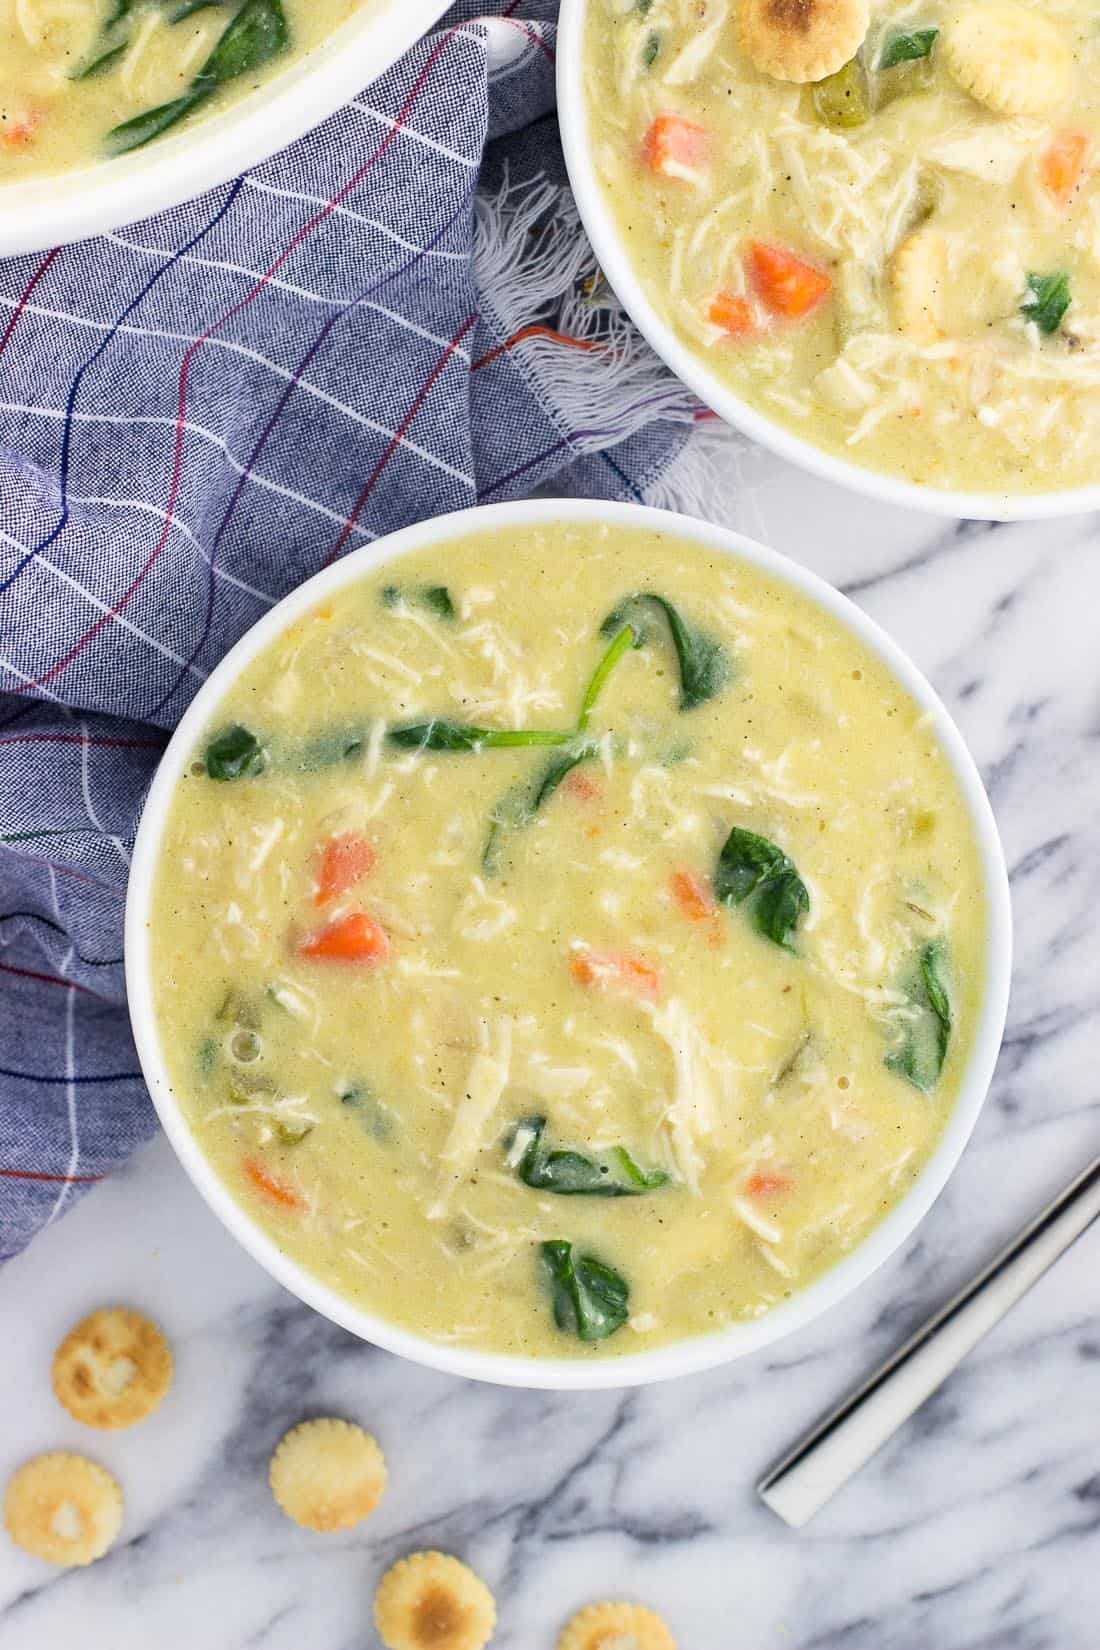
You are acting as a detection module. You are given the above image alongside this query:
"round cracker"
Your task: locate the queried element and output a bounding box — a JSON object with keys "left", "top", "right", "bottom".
{"left": 269, "top": 1418, "right": 387, "bottom": 1532}
{"left": 738, "top": 0, "right": 870, "bottom": 83}
{"left": 3, "top": 1453, "right": 122, "bottom": 1567}
{"left": 374, "top": 1551, "right": 496, "bottom": 1650}
{"left": 942, "top": 4, "right": 1072, "bottom": 116}
{"left": 890, "top": 226, "right": 950, "bottom": 343}
{"left": 557, "top": 1602, "right": 677, "bottom": 1650}
{"left": 52, "top": 1307, "right": 173, "bottom": 1429}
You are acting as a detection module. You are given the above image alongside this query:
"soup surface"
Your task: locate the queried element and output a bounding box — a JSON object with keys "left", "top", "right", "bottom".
{"left": 0, "top": 0, "right": 363, "bottom": 178}
{"left": 584, "top": 0, "right": 1100, "bottom": 492}
{"left": 148, "top": 520, "right": 986, "bottom": 1359}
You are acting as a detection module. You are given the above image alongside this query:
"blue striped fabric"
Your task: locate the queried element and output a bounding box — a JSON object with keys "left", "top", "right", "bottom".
{"left": 0, "top": 1, "right": 698, "bottom": 1258}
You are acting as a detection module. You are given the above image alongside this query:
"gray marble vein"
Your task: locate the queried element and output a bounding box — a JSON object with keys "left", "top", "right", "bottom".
{"left": 2, "top": 434, "right": 1099, "bottom": 1649}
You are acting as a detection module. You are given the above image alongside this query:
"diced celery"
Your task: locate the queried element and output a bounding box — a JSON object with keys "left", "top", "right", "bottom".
{"left": 813, "top": 58, "right": 870, "bottom": 128}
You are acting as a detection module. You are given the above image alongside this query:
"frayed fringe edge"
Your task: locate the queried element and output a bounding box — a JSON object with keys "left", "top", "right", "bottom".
{"left": 645, "top": 416, "right": 754, "bottom": 519}
{"left": 472, "top": 171, "right": 704, "bottom": 458}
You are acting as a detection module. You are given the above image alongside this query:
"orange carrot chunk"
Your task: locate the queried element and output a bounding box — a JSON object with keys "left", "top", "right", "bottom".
{"left": 670, "top": 867, "right": 717, "bottom": 922}
{"left": 746, "top": 1168, "right": 794, "bottom": 1198}
{"left": 1, "top": 104, "right": 41, "bottom": 147}
{"left": 298, "top": 910, "right": 389, "bottom": 963}
{"left": 243, "top": 1158, "right": 306, "bottom": 1211}
{"left": 748, "top": 240, "right": 832, "bottom": 319}
{"left": 570, "top": 947, "right": 661, "bottom": 999}
{"left": 707, "top": 291, "right": 757, "bottom": 336}
{"left": 315, "top": 831, "right": 377, "bottom": 905}
{"left": 1041, "top": 131, "right": 1091, "bottom": 206}
{"left": 643, "top": 113, "right": 708, "bottom": 177}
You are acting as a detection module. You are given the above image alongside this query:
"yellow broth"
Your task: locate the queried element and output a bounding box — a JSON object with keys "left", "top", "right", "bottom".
{"left": 584, "top": 0, "right": 1100, "bottom": 492}
{"left": 147, "top": 520, "right": 987, "bottom": 1359}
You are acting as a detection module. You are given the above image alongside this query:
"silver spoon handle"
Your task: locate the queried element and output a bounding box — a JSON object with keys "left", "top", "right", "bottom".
{"left": 758, "top": 1154, "right": 1100, "bottom": 1528}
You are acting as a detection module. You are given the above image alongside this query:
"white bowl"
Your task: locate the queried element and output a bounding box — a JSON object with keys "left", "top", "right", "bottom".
{"left": 125, "top": 498, "right": 1013, "bottom": 1389}
{"left": 556, "top": 0, "right": 1100, "bottom": 521}
{"left": 0, "top": 0, "right": 452, "bottom": 257}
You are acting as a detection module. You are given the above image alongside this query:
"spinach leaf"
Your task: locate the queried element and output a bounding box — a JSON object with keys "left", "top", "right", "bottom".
{"left": 107, "top": 0, "right": 288, "bottom": 153}
{"left": 921, "top": 942, "right": 951, "bottom": 1027}
{"left": 481, "top": 797, "right": 524, "bottom": 875}
{"left": 715, "top": 826, "right": 809, "bottom": 950}
{"left": 878, "top": 27, "right": 938, "bottom": 68}
{"left": 577, "top": 622, "right": 637, "bottom": 731}
{"left": 482, "top": 742, "right": 598, "bottom": 872}
{"left": 614, "top": 1145, "right": 669, "bottom": 1188}
{"left": 540, "top": 1240, "right": 630, "bottom": 1341}
{"left": 510, "top": 1116, "right": 668, "bottom": 1196}
{"left": 338, "top": 1082, "right": 394, "bottom": 1141}
{"left": 108, "top": 89, "right": 210, "bottom": 152}
{"left": 388, "top": 720, "right": 574, "bottom": 752}
{"left": 381, "top": 583, "right": 456, "bottom": 620}
{"left": 599, "top": 593, "right": 729, "bottom": 711}
{"left": 886, "top": 940, "right": 952, "bottom": 1092}
{"left": 201, "top": 0, "right": 288, "bottom": 77}
{"left": 1022, "top": 272, "right": 1071, "bottom": 336}
{"left": 643, "top": 30, "right": 660, "bottom": 65}
{"left": 70, "top": 41, "right": 128, "bottom": 78}
{"left": 294, "top": 726, "right": 367, "bottom": 770}
{"left": 204, "top": 724, "right": 265, "bottom": 780}
{"left": 170, "top": 0, "right": 225, "bottom": 20}
{"left": 530, "top": 743, "right": 598, "bottom": 809}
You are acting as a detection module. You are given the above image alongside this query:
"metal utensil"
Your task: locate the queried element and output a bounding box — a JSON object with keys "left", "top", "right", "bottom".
{"left": 758, "top": 1153, "right": 1100, "bottom": 1528}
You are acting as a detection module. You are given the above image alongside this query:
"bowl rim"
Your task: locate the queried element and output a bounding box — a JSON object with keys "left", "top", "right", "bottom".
{"left": 554, "top": 0, "right": 1100, "bottom": 523}
{"left": 0, "top": 0, "right": 453, "bottom": 257}
{"left": 125, "top": 496, "right": 1013, "bottom": 1390}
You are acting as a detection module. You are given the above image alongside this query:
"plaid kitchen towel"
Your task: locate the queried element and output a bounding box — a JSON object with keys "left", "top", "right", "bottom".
{"left": 0, "top": 0, "right": 717, "bottom": 1258}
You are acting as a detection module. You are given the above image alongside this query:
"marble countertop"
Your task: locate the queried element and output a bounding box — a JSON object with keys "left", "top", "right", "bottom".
{"left": 2, "top": 432, "right": 1098, "bottom": 1650}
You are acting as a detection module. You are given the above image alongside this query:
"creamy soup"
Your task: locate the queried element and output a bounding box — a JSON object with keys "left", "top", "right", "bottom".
{"left": 585, "top": 0, "right": 1100, "bottom": 493}
{"left": 0, "top": 0, "right": 362, "bottom": 177}
{"left": 147, "top": 520, "right": 986, "bottom": 1359}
